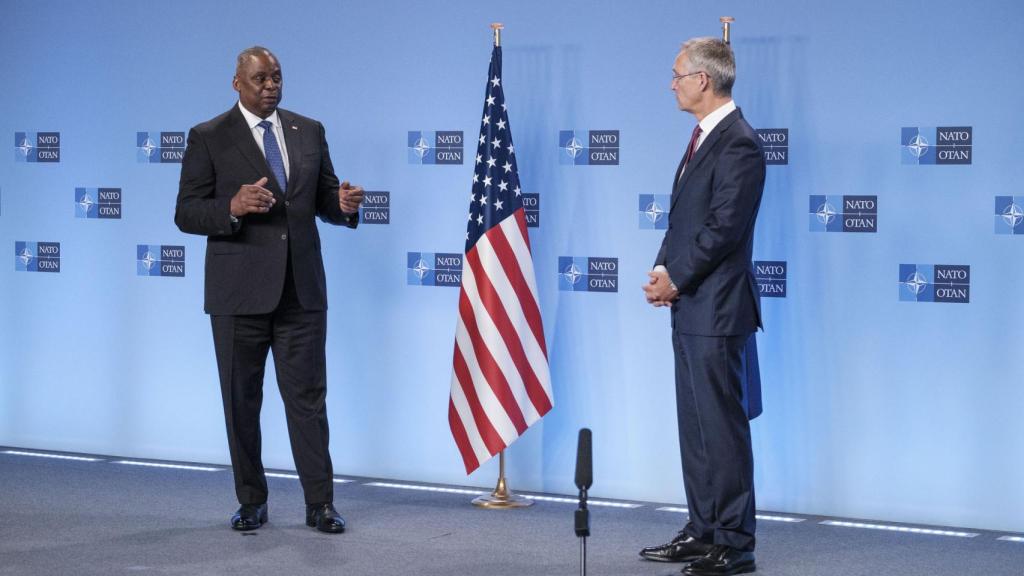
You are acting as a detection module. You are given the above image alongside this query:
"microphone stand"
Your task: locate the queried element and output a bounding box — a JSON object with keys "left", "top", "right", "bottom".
{"left": 575, "top": 486, "right": 589, "bottom": 576}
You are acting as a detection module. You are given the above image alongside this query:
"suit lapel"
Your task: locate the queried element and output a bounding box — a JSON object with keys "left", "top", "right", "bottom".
{"left": 277, "top": 109, "right": 303, "bottom": 198}
{"left": 670, "top": 108, "right": 742, "bottom": 211}
{"left": 227, "top": 107, "right": 277, "bottom": 192}
{"left": 671, "top": 154, "right": 686, "bottom": 193}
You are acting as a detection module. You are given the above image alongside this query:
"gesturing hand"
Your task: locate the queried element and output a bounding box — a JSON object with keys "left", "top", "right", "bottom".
{"left": 230, "top": 177, "right": 276, "bottom": 217}
{"left": 339, "top": 181, "right": 365, "bottom": 214}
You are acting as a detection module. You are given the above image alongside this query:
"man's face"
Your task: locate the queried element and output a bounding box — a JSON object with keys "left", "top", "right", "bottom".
{"left": 233, "top": 51, "right": 282, "bottom": 118}
{"left": 671, "top": 53, "right": 701, "bottom": 113}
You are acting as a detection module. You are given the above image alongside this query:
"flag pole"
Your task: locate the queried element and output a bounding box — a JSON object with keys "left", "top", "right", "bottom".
{"left": 472, "top": 450, "right": 533, "bottom": 508}
{"left": 720, "top": 16, "right": 734, "bottom": 44}
{"left": 491, "top": 21, "right": 502, "bottom": 47}
{"left": 470, "top": 23, "right": 534, "bottom": 510}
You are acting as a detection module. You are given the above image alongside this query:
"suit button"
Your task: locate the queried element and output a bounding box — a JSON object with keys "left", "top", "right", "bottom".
{"left": 281, "top": 234, "right": 287, "bottom": 240}
{"left": 284, "top": 201, "right": 290, "bottom": 207}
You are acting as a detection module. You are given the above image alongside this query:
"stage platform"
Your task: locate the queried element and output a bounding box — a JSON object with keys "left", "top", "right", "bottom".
{"left": 1, "top": 447, "right": 1020, "bottom": 576}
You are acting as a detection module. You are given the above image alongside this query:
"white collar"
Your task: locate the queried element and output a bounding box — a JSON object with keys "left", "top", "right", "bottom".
{"left": 237, "top": 101, "right": 281, "bottom": 130}
{"left": 698, "top": 100, "right": 736, "bottom": 136}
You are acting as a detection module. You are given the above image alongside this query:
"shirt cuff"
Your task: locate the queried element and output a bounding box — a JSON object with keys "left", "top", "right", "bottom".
{"left": 653, "top": 265, "right": 678, "bottom": 292}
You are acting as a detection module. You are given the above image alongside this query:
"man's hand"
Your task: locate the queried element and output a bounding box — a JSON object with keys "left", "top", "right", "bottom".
{"left": 339, "top": 181, "right": 365, "bottom": 214}
{"left": 230, "top": 177, "right": 276, "bottom": 217}
{"left": 643, "top": 269, "right": 679, "bottom": 307}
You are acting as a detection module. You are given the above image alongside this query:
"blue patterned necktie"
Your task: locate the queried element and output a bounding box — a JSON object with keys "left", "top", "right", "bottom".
{"left": 257, "top": 120, "right": 287, "bottom": 192}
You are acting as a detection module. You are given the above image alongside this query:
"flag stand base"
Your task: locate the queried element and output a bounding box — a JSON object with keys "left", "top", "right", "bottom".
{"left": 472, "top": 451, "right": 533, "bottom": 509}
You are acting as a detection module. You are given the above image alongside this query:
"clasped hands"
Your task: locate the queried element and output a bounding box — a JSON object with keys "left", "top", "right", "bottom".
{"left": 229, "top": 177, "right": 365, "bottom": 217}
{"left": 643, "top": 268, "right": 679, "bottom": 308}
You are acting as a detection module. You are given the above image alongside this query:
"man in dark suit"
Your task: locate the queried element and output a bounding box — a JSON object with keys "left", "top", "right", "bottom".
{"left": 175, "top": 46, "right": 363, "bottom": 534}
{"left": 640, "top": 37, "right": 765, "bottom": 576}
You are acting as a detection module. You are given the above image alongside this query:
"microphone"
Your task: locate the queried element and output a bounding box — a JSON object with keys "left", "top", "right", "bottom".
{"left": 574, "top": 428, "right": 592, "bottom": 539}
{"left": 575, "top": 428, "right": 593, "bottom": 491}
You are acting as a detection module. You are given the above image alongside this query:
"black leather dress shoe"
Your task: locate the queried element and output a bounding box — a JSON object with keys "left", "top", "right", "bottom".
{"left": 306, "top": 503, "right": 346, "bottom": 533}
{"left": 231, "top": 503, "right": 268, "bottom": 531}
{"left": 681, "top": 545, "right": 755, "bottom": 576}
{"left": 639, "top": 532, "right": 713, "bottom": 562}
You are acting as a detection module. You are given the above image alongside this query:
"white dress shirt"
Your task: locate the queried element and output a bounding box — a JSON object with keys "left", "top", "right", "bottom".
{"left": 695, "top": 100, "right": 736, "bottom": 151}
{"left": 678, "top": 99, "right": 736, "bottom": 181}
{"left": 237, "top": 101, "right": 291, "bottom": 180}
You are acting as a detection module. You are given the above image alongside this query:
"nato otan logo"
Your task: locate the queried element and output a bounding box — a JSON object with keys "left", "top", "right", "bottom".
{"left": 408, "top": 131, "right": 464, "bottom": 164}
{"left": 75, "top": 188, "right": 122, "bottom": 219}
{"left": 15, "top": 132, "right": 60, "bottom": 162}
{"left": 995, "top": 196, "right": 1024, "bottom": 235}
{"left": 756, "top": 129, "right": 788, "bottom": 165}
{"left": 638, "top": 194, "right": 670, "bottom": 230}
{"left": 15, "top": 242, "right": 61, "bottom": 273}
{"left": 809, "top": 195, "right": 877, "bottom": 233}
{"left": 754, "top": 261, "right": 786, "bottom": 298}
{"left": 360, "top": 191, "right": 390, "bottom": 225}
{"left": 137, "top": 245, "right": 185, "bottom": 277}
{"left": 522, "top": 193, "right": 540, "bottom": 228}
{"left": 899, "top": 264, "right": 969, "bottom": 303}
{"left": 137, "top": 132, "right": 185, "bottom": 163}
{"left": 558, "top": 256, "right": 618, "bottom": 292}
{"left": 407, "top": 252, "right": 462, "bottom": 287}
{"left": 901, "top": 127, "right": 972, "bottom": 165}
{"left": 559, "top": 130, "right": 619, "bottom": 165}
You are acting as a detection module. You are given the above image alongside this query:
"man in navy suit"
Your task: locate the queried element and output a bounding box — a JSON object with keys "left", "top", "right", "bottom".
{"left": 175, "top": 46, "right": 363, "bottom": 534}
{"left": 640, "top": 37, "right": 765, "bottom": 576}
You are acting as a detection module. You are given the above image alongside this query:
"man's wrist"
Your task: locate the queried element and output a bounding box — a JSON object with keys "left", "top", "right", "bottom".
{"left": 653, "top": 265, "right": 678, "bottom": 292}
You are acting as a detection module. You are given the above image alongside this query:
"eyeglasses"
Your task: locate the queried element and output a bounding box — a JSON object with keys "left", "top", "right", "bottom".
{"left": 672, "top": 71, "right": 705, "bottom": 82}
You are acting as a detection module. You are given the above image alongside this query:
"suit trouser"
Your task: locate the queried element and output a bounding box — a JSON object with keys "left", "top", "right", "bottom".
{"left": 673, "top": 330, "right": 756, "bottom": 551}
{"left": 210, "top": 264, "right": 334, "bottom": 505}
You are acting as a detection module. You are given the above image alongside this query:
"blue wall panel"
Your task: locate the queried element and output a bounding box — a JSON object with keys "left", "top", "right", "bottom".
{"left": 2, "top": 0, "right": 1022, "bottom": 532}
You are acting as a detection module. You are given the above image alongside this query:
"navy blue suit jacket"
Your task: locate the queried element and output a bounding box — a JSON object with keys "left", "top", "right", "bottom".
{"left": 656, "top": 108, "right": 765, "bottom": 337}
{"left": 175, "top": 106, "right": 356, "bottom": 315}
{"left": 656, "top": 108, "right": 766, "bottom": 419}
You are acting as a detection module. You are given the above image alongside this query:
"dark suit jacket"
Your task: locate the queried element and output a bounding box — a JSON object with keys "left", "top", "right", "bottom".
{"left": 175, "top": 105, "right": 356, "bottom": 315}
{"left": 656, "top": 108, "right": 765, "bottom": 337}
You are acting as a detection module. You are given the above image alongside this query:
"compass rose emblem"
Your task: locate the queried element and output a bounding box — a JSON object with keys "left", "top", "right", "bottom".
{"left": 562, "top": 262, "right": 583, "bottom": 285}
{"left": 564, "top": 137, "right": 584, "bottom": 159}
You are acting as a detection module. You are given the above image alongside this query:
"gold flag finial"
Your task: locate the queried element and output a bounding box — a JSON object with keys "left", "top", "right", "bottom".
{"left": 720, "top": 16, "right": 735, "bottom": 44}
{"left": 491, "top": 22, "right": 504, "bottom": 47}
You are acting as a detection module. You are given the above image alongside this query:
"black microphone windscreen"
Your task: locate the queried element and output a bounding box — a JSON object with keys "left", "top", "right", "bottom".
{"left": 574, "top": 428, "right": 592, "bottom": 490}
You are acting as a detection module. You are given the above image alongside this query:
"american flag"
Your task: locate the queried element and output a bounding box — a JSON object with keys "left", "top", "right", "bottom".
{"left": 449, "top": 45, "right": 553, "bottom": 474}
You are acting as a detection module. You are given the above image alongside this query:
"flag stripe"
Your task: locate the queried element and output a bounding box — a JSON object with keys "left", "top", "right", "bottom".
{"left": 448, "top": 399, "right": 479, "bottom": 474}
{"left": 472, "top": 227, "right": 552, "bottom": 416}
{"left": 464, "top": 242, "right": 544, "bottom": 423}
{"left": 454, "top": 316, "right": 521, "bottom": 445}
{"left": 452, "top": 339, "right": 509, "bottom": 455}
{"left": 449, "top": 363, "right": 495, "bottom": 466}
{"left": 457, "top": 268, "right": 529, "bottom": 435}
{"left": 495, "top": 213, "right": 554, "bottom": 400}
{"left": 488, "top": 211, "right": 549, "bottom": 359}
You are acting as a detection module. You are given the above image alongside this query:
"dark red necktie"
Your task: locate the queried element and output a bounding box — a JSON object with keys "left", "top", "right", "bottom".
{"left": 684, "top": 124, "right": 703, "bottom": 167}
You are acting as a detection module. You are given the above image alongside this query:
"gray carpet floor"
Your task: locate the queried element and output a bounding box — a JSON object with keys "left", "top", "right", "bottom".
{"left": 1, "top": 448, "right": 1021, "bottom": 576}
